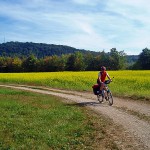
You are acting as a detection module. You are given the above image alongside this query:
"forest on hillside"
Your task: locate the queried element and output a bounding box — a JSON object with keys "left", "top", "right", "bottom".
{"left": 0, "top": 42, "right": 97, "bottom": 58}
{"left": 0, "top": 42, "right": 149, "bottom": 72}
{"left": 0, "top": 42, "right": 137, "bottom": 60}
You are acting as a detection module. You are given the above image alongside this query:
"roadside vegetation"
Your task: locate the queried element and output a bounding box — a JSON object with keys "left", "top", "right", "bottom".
{"left": 0, "top": 46, "right": 149, "bottom": 72}
{"left": 0, "top": 87, "right": 119, "bottom": 149}
{"left": 0, "top": 70, "right": 149, "bottom": 101}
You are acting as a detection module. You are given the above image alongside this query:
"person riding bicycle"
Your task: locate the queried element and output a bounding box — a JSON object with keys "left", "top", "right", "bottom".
{"left": 97, "top": 66, "right": 112, "bottom": 96}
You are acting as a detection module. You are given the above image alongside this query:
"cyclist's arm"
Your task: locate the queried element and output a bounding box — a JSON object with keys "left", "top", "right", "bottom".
{"left": 98, "top": 72, "right": 102, "bottom": 83}
{"left": 106, "top": 73, "right": 112, "bottom": 81}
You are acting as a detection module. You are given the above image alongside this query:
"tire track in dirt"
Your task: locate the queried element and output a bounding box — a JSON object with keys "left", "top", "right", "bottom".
{"left": 0, "top": 84, "right": 150, "bottom": 150}
{"left": 19, "top": 85, "right": 150, "bottom": 116}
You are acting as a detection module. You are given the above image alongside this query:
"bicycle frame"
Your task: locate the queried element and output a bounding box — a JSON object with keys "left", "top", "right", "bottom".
{"left": 97, "top": 80, "right": 113, "bottom": 106}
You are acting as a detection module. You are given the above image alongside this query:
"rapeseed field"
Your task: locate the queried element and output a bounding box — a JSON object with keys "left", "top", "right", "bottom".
{"left": 0, "top": 71, "right": 149, "bottom": 100}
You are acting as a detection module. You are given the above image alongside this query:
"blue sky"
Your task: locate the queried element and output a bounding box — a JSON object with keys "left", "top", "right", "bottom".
{"left": 0, "top": 0, "right": 150, "bottom": 55}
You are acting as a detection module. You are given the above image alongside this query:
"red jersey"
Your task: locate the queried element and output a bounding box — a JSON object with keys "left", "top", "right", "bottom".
{"left": 98, "top": 71, "right": 107, "bottom": 82}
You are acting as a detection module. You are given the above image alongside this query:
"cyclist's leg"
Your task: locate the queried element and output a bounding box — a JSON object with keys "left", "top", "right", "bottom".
{"left": 97, "top": 80, "right": 102, "bottom": 94}
{"left": 103, "top": 84, "right": 108, "bottom": 99}
{"left": 100, "top": 82, "right": 105, "bottom": 91}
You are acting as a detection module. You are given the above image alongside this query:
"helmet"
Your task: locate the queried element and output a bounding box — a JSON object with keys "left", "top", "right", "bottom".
{"left": 101, "top": 66, "right": 106, "bottom": 71}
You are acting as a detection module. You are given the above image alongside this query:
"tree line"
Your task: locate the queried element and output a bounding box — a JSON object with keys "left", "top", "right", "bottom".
{"left": 0, "top": 48, "right": 124, "bottom": 72}
{"left": 0, "top": 48, "right": 149, "bottom": 73}
{"left": 131, "top": 48, "right": 150, "bottom": 70}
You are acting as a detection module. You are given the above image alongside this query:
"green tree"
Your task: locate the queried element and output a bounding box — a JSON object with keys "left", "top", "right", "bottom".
{"left": 3, "top": 57, "right": 13, "bottom": 72}
{"left": 43, "top": 56, "right": 56, "bottom": 72}
{"left": 74, "top": 52, "right": 85, "bottom": 71}
{"left": 66, "top": 54, "right": 76, "bottom": 71}
{"left": 109, "top": 48, "right": 126, "bottom": 70}
{"left": 11, "top": 57, "right": 22, "bottom": 72}
{"left": 98, "top": 51, "right": 110, "bottom": 70}
{"left": 66, "top": 52, "right": 85, "bottom": 71}
{"left": 84, "top": 53, "right": 96, "bottom": 70}
{"left": 0, "top": 57, "right": 6, "bottom": 72}
{"left": 58, "top": 54, "right": 68, "bottom": 71}
{"left": 22, "top": 54, "right": 38, "bottom": 72}
{"left": 138, "top": 48, "right": 150, "bottom": 70}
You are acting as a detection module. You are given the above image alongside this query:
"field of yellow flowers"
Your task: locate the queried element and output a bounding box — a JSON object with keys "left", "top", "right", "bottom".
{"left": 0, "top": 71, "right": 149, "bottom": 100}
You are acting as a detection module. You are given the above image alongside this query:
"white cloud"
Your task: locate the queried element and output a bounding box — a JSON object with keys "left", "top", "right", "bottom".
{"left": 0, "top": 0, "right": 150, "bottom": 55}
{"left": 72, "top": 0, "right": 99, "bottom": 6}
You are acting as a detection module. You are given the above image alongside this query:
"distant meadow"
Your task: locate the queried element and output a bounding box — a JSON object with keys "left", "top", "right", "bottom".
{"left": 0, "top": 70, "right": 149, "bottom": 100}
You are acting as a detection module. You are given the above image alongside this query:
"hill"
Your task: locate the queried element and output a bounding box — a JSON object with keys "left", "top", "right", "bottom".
{"left": 126, "top": 55, "right": 139, "bottom": 65}
{"left": 0, "top": 41, "right": 138, "bottom": 65}
{"left": 0, "top": 42, "right": 97, "bottom": 58}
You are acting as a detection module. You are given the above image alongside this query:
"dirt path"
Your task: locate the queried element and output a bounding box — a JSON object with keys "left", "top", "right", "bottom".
{"left": 0, "top": 84, "right": 150, "bottom": 150}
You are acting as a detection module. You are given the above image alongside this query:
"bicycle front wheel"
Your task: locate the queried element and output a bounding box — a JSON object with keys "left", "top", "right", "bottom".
{"left": 108, "top": 92, "right": 113, "bottom": 106}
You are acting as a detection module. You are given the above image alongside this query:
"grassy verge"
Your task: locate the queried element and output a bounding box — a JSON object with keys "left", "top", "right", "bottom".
{"left": 0, "top": 87, "right": 119, "bottom": 150}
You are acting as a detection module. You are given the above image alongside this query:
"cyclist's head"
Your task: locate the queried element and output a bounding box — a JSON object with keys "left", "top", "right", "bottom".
{"left": 101, "top": 66, "right": 106, "bottom": 71}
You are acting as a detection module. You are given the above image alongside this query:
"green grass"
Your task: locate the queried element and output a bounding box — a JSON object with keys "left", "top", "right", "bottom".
{"left": 0, "top": 87, "right": 118, "bottom": 150}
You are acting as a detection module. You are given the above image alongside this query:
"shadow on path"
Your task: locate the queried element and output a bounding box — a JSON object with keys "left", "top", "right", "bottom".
{"left": 66, "top": 101, "right": 101, "bottom": 107}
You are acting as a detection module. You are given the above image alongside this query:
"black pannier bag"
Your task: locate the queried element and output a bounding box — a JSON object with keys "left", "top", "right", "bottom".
{"left": 92, "top": 84, "right": 100, "bottom": 95}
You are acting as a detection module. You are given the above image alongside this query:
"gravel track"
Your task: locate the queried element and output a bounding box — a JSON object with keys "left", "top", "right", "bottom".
{"left": 0, "top": 84, "right": 150, "bottom": 150}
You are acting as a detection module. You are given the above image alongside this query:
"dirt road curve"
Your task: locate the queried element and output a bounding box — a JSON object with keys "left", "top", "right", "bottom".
{"left": 0, "top": 84, "right": 150, "bottom": 150}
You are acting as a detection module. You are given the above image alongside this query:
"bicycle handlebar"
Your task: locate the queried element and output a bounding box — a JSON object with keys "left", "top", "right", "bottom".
{"left": 104, "top": 77, "right": 114, "bottom": 84}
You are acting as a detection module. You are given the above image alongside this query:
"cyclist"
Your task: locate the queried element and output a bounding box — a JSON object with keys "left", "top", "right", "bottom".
{"left": 97, "top": 66, "right": 112, "bottom": 98}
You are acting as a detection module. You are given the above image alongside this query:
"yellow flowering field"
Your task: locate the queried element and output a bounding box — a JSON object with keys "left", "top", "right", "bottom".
{"left": 0, "top": 71, "right": 149, "bottom": 100}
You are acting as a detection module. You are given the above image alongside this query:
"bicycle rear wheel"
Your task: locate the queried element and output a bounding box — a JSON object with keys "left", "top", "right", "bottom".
{"left": 97, "top": 94, "right": 103, "bottom": 103}
{"left": 107, "top": 92, "right": 113, "bottom": 106}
